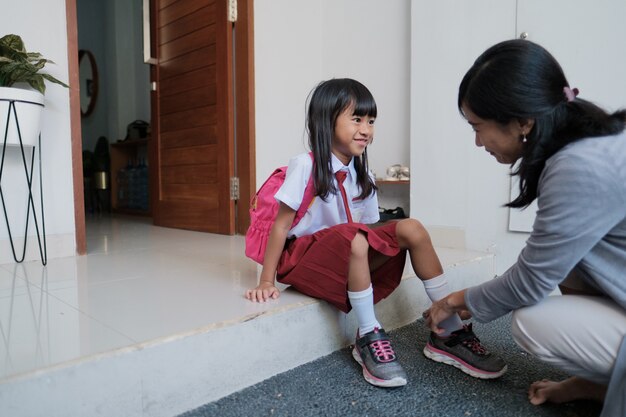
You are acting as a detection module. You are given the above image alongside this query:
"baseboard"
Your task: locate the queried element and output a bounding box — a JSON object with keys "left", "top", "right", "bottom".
{"left": 0, "top": 233, "right": 75, "bottom": 265}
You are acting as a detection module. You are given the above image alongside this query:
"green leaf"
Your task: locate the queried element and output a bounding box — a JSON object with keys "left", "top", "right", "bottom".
{"left": 28, "top": 77, "right": 46, "bottom": 94}
{"left": 0, "top": 33, "right": 68, "bottom": 93}
{"left": 42, "top": 73, "right": 69, "bottom": 88}
{"left": 32, "top": 59, "right": 47, "bottom": 70}
{"left": 0, "top": 34, "right": 25, "bottom": 53}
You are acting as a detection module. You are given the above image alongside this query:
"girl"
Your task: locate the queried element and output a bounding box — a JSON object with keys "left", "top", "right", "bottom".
{"left": 425, "top": 40, "right": 626, "bottom": 417}
{"left": 246, "top": 78, "right": 505, "bottom": 387}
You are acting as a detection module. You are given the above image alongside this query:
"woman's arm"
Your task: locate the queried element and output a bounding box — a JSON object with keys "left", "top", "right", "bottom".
{"left": 466, "top": 146, "right": 625, "bottom": 323}
{"left": 245, "top": 203, "right": 296, "bottom": 302}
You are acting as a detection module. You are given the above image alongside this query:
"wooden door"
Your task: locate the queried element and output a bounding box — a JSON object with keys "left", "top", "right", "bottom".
{"left": 150, "top": 0, "right": 235, "bottom": 234}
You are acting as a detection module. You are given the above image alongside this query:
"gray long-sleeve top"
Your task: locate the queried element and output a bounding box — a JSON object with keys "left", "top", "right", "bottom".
{"left": 465, "top": 131, "right": 626, "bottom": 417}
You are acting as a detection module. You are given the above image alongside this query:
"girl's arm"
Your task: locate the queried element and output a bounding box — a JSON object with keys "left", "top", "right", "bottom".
{"left": 245, "top": 202, "right": 296, "bottom": 302}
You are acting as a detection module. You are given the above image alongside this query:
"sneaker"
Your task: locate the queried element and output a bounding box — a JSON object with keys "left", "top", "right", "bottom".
{"left": 352, "top": 327, "right": 407, "bottom": 388}
{"left": 423, "top": 323, "right": 507, "bottom": 379}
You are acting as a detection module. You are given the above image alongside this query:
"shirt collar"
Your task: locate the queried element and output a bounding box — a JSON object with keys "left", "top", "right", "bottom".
{"left": 331, "top": 153, "right": 357, "bottom": 185}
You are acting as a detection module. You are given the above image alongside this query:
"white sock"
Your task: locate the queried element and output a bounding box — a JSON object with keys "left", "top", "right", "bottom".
{"left": 348, "top": 284, "right": 381, "bottom": 336}
{"left": 423, "top": 273, "right": 464, "bottom": 336}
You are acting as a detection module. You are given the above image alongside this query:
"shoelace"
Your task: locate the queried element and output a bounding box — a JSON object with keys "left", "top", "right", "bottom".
{"left": 369, "top": 340, "right": 396, "bottom": 363}
{"left": 461, "top": 337, "right": 488, "bottom": 355}
{"left": 448, "top": 324, "right": 489, "bottom": 356}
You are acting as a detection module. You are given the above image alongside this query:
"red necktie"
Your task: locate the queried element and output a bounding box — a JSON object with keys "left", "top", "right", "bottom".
{"left": 335, "top": 170, "right": 353, "bottom": 223}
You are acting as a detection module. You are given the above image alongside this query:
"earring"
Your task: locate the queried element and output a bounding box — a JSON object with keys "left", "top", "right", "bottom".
{"left": 522, "top": 134, "right": 527, "bottom": 143}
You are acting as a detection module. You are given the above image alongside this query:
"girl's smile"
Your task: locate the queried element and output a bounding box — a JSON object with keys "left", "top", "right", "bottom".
{"left": 332, "top": 106, "right": 375, "bottom": 165}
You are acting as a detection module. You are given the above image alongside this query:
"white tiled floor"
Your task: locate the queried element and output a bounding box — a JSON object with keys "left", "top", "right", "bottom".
{"left": 0, "top": 215, "right": 314, "bottom": 382}
{"left": 0, "top": 214, "right": 492, "bottom": 386}
{"left": 0, "top": 215, "right": 499, "bottom": 417}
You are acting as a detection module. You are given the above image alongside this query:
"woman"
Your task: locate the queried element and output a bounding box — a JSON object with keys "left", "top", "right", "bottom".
{"left": 424, "top": 39, "right": 626, "bottom": 417}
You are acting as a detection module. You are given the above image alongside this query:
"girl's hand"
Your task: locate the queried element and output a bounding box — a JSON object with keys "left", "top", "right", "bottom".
{"left": 245, "top": 281, "right": 280, "bottom": 302}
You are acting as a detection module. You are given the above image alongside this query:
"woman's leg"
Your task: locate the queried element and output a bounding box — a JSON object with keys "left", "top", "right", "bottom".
{"left": 527, "top": 377, "right": 606, "bottom": 405}
{"left": 512, "top": 295, "right": 626, "bottom": 405}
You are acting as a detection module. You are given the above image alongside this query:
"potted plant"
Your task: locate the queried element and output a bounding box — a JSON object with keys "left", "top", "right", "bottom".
{"left": 0, "top": 34, "right": 68, "bottom": 147}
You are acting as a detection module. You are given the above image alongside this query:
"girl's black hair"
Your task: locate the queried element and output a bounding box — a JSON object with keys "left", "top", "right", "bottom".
{"left": 306, "top": 78, "right": 378, "bottom": 200}
{"left": 458, "top": 39, "right": 626, "bottom": 208}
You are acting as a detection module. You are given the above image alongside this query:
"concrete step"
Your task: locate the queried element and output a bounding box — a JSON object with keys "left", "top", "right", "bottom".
{"left": 1, "top": 247, "right": 494, "bottom": 417}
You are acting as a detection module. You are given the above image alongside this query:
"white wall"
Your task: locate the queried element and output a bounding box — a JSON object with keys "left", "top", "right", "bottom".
{"left": 411, "top": 1, "right": 522, "bottom": 274}
{"left": 255, "top": 0, "right": 527, "bottom": 273}
{"left": 411, "top": 0, "right": 626, "bottom": 274}
{"left": 254, "top": 0, "right": 411, "bottom": 183}
{"left": 4, "top": 0, "right": 621, "bottom": 269}
{"left": 0, "top": 2, "right": 76, "bottom": 262}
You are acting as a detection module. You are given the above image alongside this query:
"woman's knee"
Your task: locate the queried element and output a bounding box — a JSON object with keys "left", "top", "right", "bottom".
{"left": 511, "top": 307, "right": 543, "bottom": 356}
{"left": 395, "top": 218, "right": 431, "bottom": 248}
{"left": 351, "top": 231, "right": 369, "bottom": 258}
{"left": 512, "top": 297, "right": 621, "bottom": 383}
{"left": 512, "top": 301, "right": 579, "bottom": 359}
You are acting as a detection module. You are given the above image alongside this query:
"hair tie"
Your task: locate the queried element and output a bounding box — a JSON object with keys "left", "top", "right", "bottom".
{"left": 563, "top": 86, "right": 579, "bottom": 102}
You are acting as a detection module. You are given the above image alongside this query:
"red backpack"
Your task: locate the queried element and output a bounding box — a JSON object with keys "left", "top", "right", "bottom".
{"left": 245, "top": 153, "right": 315, "bottom": 264}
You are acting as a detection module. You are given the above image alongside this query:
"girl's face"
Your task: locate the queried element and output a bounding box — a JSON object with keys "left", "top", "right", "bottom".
{"left": 461, "top": 104, "right": 530, "bottom": 165}
{"left": 331, "top": 105, "right": 375, "bottom": 165}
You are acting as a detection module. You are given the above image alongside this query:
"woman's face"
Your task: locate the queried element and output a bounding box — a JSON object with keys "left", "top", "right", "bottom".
{"left": 461, "top": 104, "right": 527, "bottom": 164}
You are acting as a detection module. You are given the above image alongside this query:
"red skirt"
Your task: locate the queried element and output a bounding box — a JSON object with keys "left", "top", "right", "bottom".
{"left": 276, "top": 221, "right": 407, "bottom": 313}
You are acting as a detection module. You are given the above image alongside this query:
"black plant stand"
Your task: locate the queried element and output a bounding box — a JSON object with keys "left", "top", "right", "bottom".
{"left": 0, "top": 98, "right": 47, "bottom": 265}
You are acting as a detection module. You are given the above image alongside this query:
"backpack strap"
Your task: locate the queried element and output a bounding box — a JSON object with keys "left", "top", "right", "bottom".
{"left": 292, "top": 152, "right": 315, "bottom": 226}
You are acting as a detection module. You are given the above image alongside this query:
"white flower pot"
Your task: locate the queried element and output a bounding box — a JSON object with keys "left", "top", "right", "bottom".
{"left": 0, "top": 86, "right": 44, "bottom": 148}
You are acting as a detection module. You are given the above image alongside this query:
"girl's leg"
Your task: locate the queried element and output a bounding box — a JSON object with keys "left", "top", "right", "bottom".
{"left": 348, "top": 231, "right": 407, "bottom": 387}
{"left": 395, "top": 219, "right": 463, "bottom": 336}
{"left": 348, "top": 231, "right": 373, "bottom": 292}
{"left": 347, "top": 231, "right": 380, "bottom": 335}
{"left": 512, "top": 295, "right": 626, "bottom": 405}
{"left": 393, "top": 218, "right": 506, "bottom": 379}
{"left": 394, "top": 219, "right": 443, "bottom": 279}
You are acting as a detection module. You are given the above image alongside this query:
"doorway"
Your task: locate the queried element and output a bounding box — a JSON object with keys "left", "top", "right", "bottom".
{"left": 77, "top": 0, "right": 151, "bottom": 222}
{"left": 69, "top": 0, "right": 255, "bottom": 254}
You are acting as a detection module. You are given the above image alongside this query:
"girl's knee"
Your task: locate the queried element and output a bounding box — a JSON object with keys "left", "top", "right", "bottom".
{"left": 351, "top": 231, "right": 369, "bottom": 257}
{"left": 396, "top": 218, "right": 431, "bottom": 247}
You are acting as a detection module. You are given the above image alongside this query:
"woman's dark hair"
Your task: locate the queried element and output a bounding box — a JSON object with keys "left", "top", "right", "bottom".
{"left": 306, "top": 78, "right": 377, "bottom": 200}
{"left": 458, "top": 39, "right": 626, "bottom": 208}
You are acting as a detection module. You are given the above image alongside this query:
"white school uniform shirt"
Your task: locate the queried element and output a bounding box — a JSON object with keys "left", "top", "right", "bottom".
{"left": 274, "top": 152, "right": 380, "bottom": 238}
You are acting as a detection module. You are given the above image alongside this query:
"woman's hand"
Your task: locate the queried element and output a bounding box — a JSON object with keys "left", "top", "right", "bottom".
{"left": 422, "top": 290, "right": 468, "bottom": 334}
{"left": 245, "top": 281, "right": 280, "bottom": 302}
